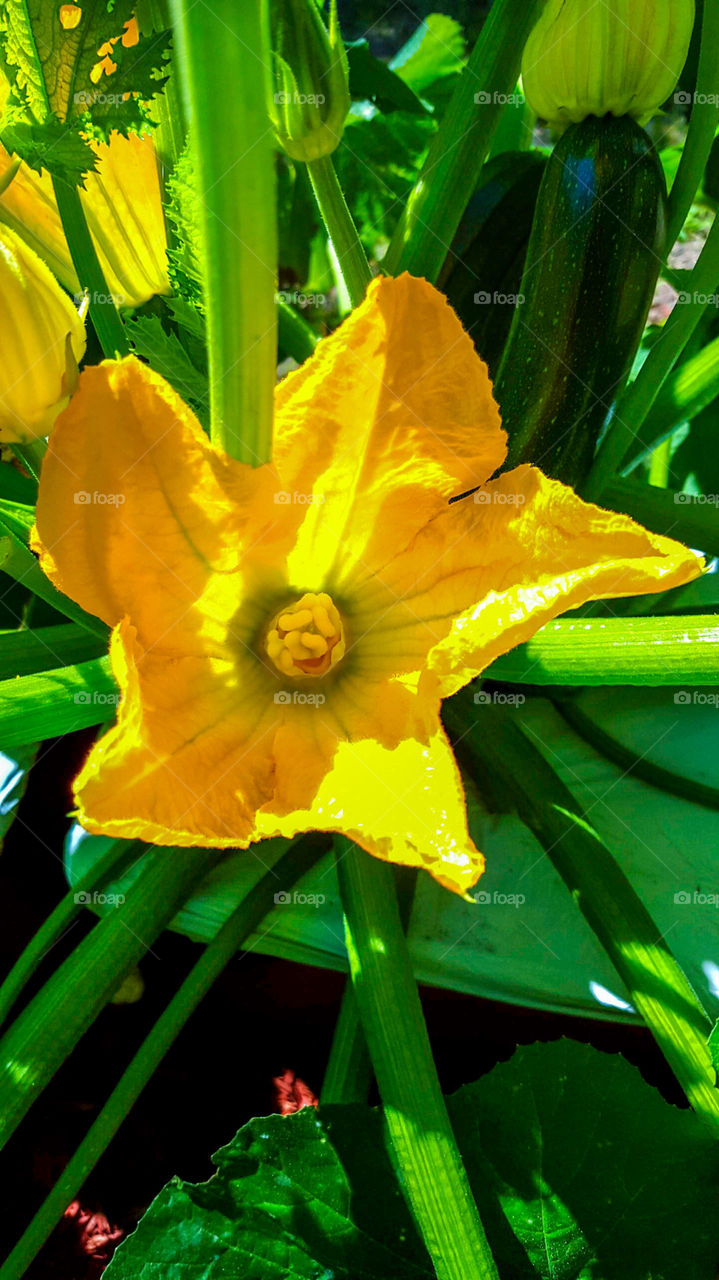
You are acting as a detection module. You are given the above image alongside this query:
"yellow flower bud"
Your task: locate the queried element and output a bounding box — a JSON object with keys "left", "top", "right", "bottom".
{"left": 269, "top": 0, "right": 350, "bottom": 162}
{"left": 522, "top": 0, "right": 695, "bottom": 129}
{"left": 0, "top": 226, "right": 86, "bottom": 443}
{"left": 0, "top": 131, "right": 170, "bottom": 309}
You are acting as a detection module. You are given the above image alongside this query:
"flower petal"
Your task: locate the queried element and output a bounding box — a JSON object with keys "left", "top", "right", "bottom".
{"left": 74, "top": 620, "right": 278, "bottom": 845}
{"left": 348, "top": 465, "right": 704, "bottom": 697}
{"left": 252, "top": 719, "right": 484, "bottom": 895}
{"left": 32, "top": 357, "right": 275, "bottom": 654}
{"left": 273, "top": 274, "right": 506, "bottom": 588}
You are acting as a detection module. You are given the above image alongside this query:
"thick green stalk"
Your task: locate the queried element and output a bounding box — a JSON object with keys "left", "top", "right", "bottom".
{"left": 483, "top": 614, "right": 719, "bottom": 686}
{"left": 0, "top": 836, "right": 327, "bottom": 1280}
{"left": 666, "top": 0, "right": 719, "bottom": 248}
{"left": 446, "top": 697, "right": 719, "bottom": 1134}
{"left": 322, "top": 865, "right": 417, "bottom": 1104}
{"left": 585, "top": 211, "right": 719, "bottom": 500}
{"left": 0, "top": 840, "right": 144, "bottom": 1028}
{"left": 51, "top": 178, "right": 129, "bottom": 358}
{"left": 0, "top": 846, "right": 220, "bottom": 1153}
{"left": 306, "top": 154, "right": 372, "bottom": 308}
{"left": 337, "top": 844, "right": 500, "bottom": 1280}
{"left": 384, "top": 0, "right": 547, "bottom": 281}
{"left": 170, "top": 0, "right": 277, "bottom": 463}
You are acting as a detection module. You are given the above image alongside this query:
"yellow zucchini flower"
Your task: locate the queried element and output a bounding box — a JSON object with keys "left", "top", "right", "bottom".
{"left": 33, "top": 276, "right": 702, "bottom": 894}
{"left": 0, "top": 130, "right": 169, "bottom": 308}
{"left": 0, "top": 225, "right": 86, "bottom": 443}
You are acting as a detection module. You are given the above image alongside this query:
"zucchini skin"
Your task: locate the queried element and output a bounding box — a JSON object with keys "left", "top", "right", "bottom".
{"left": 438, "top": 150, "right": 546, "bottom": 379}
{"left": 495, "top": 114, "right": 667, "bottom": 487}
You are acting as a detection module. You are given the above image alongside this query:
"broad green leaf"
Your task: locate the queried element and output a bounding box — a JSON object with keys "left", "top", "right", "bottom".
{"left": 0, "top": 114, "right": 95, "bottom": 183}
{"left": 346, "top": 40, "right": 426, "bottom": 114}
{"left": 449, "top": 1041, "right": 719, "bottom": 1279}
{"left": 128, "top": 315, "right": 209, "bottom": 428}
{"left": 390, "top": 15, "right": 465, "bottom": 93}
{"left": 0, "top": 0, "right": 170, "bottom": 163}
{"left": 0, "top": 623, "right": 106, "bottom": 679}
{"left": 0, "top": 656, "right": 115, "bottom": 749}
{"left": 334, "top": 110, "right": 435, "bottom": 257}
{"left": 105, "top": 1042, "right": 718, "bottom": 1280}
{"left": 165, "top": 143, "right": 204, "bottom": 306}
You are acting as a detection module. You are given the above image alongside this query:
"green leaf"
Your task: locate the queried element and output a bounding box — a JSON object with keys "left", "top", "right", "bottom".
{"left": 165, "top": 143, "right": 204, "bottom": 306}
{"left": 0, "top": 513, "right": 109, "bottom": 640}
{"left": 334, "top": 110, "right": 435, "bottom": 256}
{"left": 449, "top": 1041, "right": 719, "bottom": 1279}
{"left": 0, "top": 656, "right": 116, "bottom": 748}
{"left": 0, "top": 113, "right": 96, "bottom": 183}
{"left": 128, "top": 315, "right": 209, "bottom": 428}
{"left": 601, "top": 476, "right": 719, "bottom": 558}
{"left": 389, "top": 14, "right": 465, "bottom": 93}
{"left": 0, "top": 0, "right": 170, "bottom": 142}
{"left": 106, "top": 1042, "right": 719, "bottom": 1280}
{"left": 345, "top": 39, "right": 426, "bottom": 114}
{"left": 624, "top": 333, "right": 719, "bottom": 472}
{"left": 0, "top": 623, "right": 106, "bottom": 679}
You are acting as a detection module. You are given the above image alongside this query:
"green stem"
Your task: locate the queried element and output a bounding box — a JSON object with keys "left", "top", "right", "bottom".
{"left": 277, "top": 297, "right": 318, "bottom": 363}
{"left": 337, "top": 843, "right": 500, "bottom": 1280}
{"left": 0, "top": 846, "right": 221, "bottom": 1154}
{"left": 306, "top": 154, "right": 372, "bottom": 308}
{"left": 585, "top": 211, "right": 719, "bottom": 500}
{"left": 170, "top": 0, "right": 277, "bottom": 463}
{"left": 446, "top": 697, "right": 719, "bottom": 1134}
{"left": 383, "top": 0, "right": 548, "bottom": 282}
{"left": 0, "top": 840, "right": 144, "bottom": 1028}
{"left": 483, "top": 614, "right": 719, "bottom": 686}
{"left": 51, "top": 177, "right": 129, "bottom": 358}
{"left": 322, "top": 865, "right": 417, "bottom": 1104}
{"left": 321, "top": 984, "right": 372, "bottom": 1104}
{"left": 666, "top": 0, "right": 719, "bottom": 248}
{"left": 0, "top": 836, "right": 328, "bottom": 1280}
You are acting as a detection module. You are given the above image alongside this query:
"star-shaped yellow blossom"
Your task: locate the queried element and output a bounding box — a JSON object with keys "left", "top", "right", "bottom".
{"left": 32, "top": 275, "right": 703, "bottom": 893}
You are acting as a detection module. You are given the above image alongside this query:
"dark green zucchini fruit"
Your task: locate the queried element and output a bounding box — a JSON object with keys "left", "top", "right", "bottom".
{"left": 494, "top": 114, "right": 667, "bottom": 487}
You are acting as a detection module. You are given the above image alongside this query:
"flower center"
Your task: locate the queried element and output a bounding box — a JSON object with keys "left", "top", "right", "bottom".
{"left": 265, "top": 591, "right": 346, "bottom": 678}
